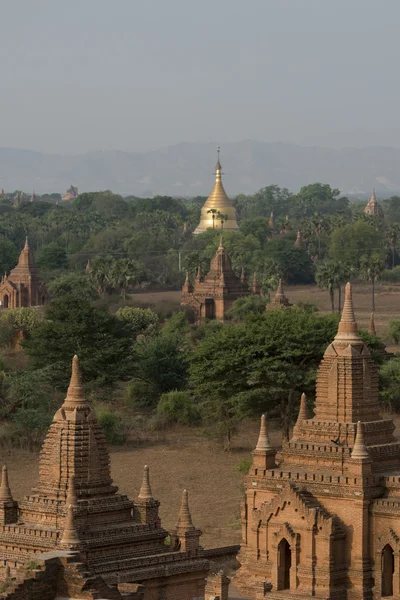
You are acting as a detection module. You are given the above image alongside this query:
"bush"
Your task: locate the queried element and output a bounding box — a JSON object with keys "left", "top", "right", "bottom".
{"left": 389, "top": 320, "right": 400, "bottom": 345}
{"left": 124, "top": 379, "right": 159, "bottom": 408}
{"left": 380, "top": 357, "right": 400, "bottom": 412}
{"left": 157, "top": 391, "right": 199, "bottom": 426}
{"left": 95, "top": 406, "right": 128, "bottom": 445}
{"left": 7, "top": 407, "right": 52, "bottom": 450}
{"left": 233, "top": 458, "right": 252, "bottom": 474}
{"left": 227, "top": 295, "right": 268, "bottom": 321}
{"left": 48, "top": 273, "right": 98, "bottom": 301}
{"left": 381, "top": 266, "right": 400, "bottom": 283}
{"left": 116, "top": 306, "right": 159, "bottom": 338}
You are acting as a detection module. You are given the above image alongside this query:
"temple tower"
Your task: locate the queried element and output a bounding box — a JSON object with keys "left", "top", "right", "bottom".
{"left": 193, "top": 149, "right": 239, "bottom": 234}
{"left": 237, "top": 283, "right": 400, "bottom": 600}
{"left": 180, "top": 237, "right": 255, "bottom": 322}
{"left": 364, "top": 188, "right": 384, "bottom": 219}
{"left": 0, "top": 237, "right": 48, "bottom": 308}
{"left": 266, "top": 279, "right": 292, "bottom": 310}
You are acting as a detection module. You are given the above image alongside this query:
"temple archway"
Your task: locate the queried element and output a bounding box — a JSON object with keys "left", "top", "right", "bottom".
{"left": 3, "top": 295, "right": 9, "bottom": 309}
{"left": 382, "top": 544, "right": 394, "bottom": 597}
{"left": 205, "top": 298, "right": 216, "bottom": 320}
{"left": 278, "top": 538, "right": 291, "bottom": 590}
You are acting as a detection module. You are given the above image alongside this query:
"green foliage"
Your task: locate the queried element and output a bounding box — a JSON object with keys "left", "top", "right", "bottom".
{"left": 124, "top": 379, "right": 158, "bottom": 408}
{"left": 0, "top": 235, "right": 19, "bottom": 274}
{"left": 95, "top": 406, "right": 128, "bottom": 444}
{"left": 36, "top": 242, "right": 68, "bottom": 270}
{"left": 227, "top": 295, "right": 268, "bottom": 321}
{"left": 21, "top": 294, "right": 134, "bottom": 388}
{"left": 116, "top": 306, "right": 159, "bottom": 337}
{"left": 388, "top": 320, "right": 400, "bottom": 345}
{"left": 379, "top": 357, "right": 400, "bottom": 412}
{"left": 233, "top": 458, "right": 252, "bottom": 474}
{"left": 10, "top": 407, "right": 53, "bottom": 449}
{"left": 133, "top": 331, "right": 190, "bottom": 397}
{"left": 48, "top": 273, "right": 99, "bottom": 301}
{"left": 157, "top": 390, "right": 199, "bottom": 425}
{"left": 190, "top": 308, "right": 339, "bottom": 447}
{"left": 294, "top": 183, "right": 348, "bottom": 217}
{"left": 0, "top": 308, "right": 42, "bottom": 347}
{"left": 262, "top": 238, "right": 314, "bottom": 284}
{"left": 381, "top": 266, "right": 400, "bottom": 282}
{"left": 329, "top": 220, "right": 384, "bottom": 269}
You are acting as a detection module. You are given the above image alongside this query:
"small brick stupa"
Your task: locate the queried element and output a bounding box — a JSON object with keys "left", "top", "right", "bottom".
{"left": 364, "top": 188, "right": 384, "bottom": 219}
{"left": 266, "top": 279, "right": 292, "bottom": 310}
{"left": 0, "top": 356, "right": 211, "bottom": 599}
{"left": 236, "top": 283, "right": 400, "bottom": 599}
{"left": 180, "top": 237, "right": 257, "bottom": 322}
{"left": 0, "top": 237, "right": 48, "bottom": 308}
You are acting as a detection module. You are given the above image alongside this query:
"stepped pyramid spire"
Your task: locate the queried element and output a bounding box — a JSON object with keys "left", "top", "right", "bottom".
{"left": 294, "top": 230, "right": 304, "bottom": 248}
{"left": 251, "top": 272, "right": 261, "bottom": 294}
{"left": 364, "top": 188, "right": 383, "bottom": 218}
{"left": 267, "top": 279, "right": 291, "bottom": 309}
{"left": 0, "top": 466, "right": 13, "bottom": 502}
{"left": 240, "top": 266, "right": 246, "bottom": 283}
{"left": 66, "top": 476, "right": 78, "bottom": 506}
{"left": 351, "top": 421, "right": 370, "bottom": 460}
{"left": 292, "top": 393, "right": 310, "bottom": 438}
{"left": 176, "top": 490, "right": 194, "bottom": 532}
{"left": 182, "top": 270, "right": 193, "bottom": 294}
{"left": 193, "top": 149, "right": 239, "bottom": 234}
{"left": 368, "top": 312, "right": 376, "bottom": 336}
{"left": 269, "top": 211, "right": 275, "bottom": 229}
{"left": 314, "top": 281, "right": 382, "bottom": 424}
{"left": 255, "top": 415, "right": 273, "bottom": 452}
{"left": 334, "top": 282, "right": 360, "bottom": 344}
{"left": 138, "top": 465, "right": 153, "bottom": 500}
{"left": 60, "top": 505, "right": 80, "bottom": 548}
{"left": 62, "top": 355, "right": 88, "bottom": 409}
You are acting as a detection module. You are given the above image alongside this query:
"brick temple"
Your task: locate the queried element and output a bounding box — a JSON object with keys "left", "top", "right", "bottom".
{"left": 0, "top": 237, "right": 48, "bottom": 309}
{"left": 180, "top": 237, "right": 260, "bottom": 323}
{"left": 236, "top": 283, "right": 400, "bottom": 599}
{"left": 364, "top": 188, "right": 384, "bottom": 219}
{"left": 0, "top": 356, "right": 235, "bottom": 599}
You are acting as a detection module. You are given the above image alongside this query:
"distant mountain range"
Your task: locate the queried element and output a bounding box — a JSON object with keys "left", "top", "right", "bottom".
{"left": 1, "top": 141, "right": 400, "bottom": 197}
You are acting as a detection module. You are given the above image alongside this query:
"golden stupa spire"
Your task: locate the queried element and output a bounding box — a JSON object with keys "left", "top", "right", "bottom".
{"left": 193, "top": 148, "right": 239, "bottom": 234}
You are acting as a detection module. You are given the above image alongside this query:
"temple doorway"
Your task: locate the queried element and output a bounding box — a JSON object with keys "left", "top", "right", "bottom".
{"left": 205, "top": 298, "right": 216, "bottom": 319}
{"left": 278, "top": 538, "right": 291, "bottom": 590}
{"left": 382, "top": 544, "right": 394, "bottom": 597}
{"left": 3, "top": 295, "right": 8, "bottom": 309}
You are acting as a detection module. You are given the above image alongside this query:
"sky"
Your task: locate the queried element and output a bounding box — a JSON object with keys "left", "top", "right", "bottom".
{"left": 1, "top": 0, "right": 399, "bottom": 154}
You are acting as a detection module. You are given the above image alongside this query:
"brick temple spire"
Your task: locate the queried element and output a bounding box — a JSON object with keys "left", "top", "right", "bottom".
{"left": 60, "top": 505, "right": 80, "bottom": 548}
{"left": 138, "top": 465, "right": 153, "bottom": 500}
{"left": 351, "top": 421, "right": 370, "bottom": 461}
{"left": 294, "top": 230, "right": 304, "bottom": 248}
{"left": 62, "top": 354, "right": 88, "bottom": 409}
{"left": 175, "top": 490, "right": 201, "bottom": 551}
{"left": 251, "top": 272, "right": 261, "bottom": 294}
{"left": 266, "top": 279, "right": 291, "bottom": 310}
{"left": 240, "top": 266, "right": 246, "bottom": 284}
{"left": 268, "top": 211, "right": 275, "bottom": 229}
{"left": 292, "top": 393, "right": 310, "bottom": 438}
{"left": 66, "top": 476, "right": 78, "bottom": 506}
{"left": 252, "top": 415, "right": 276, "bottom": 469}
{"left": 368, "top": 312, "right": 376, "bottom": 336}
{"left": 0, "top": 466, "right": 13, "bottom": 502}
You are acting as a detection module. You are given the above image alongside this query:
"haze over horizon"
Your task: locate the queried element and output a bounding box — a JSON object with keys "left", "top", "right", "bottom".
{"left": 1, "top": 0, "right": 400, "bottom": 155}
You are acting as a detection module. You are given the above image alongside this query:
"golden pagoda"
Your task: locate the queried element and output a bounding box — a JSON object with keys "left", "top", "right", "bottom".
{"left": 193, "top": 148, "right": 239, "bottom": 234}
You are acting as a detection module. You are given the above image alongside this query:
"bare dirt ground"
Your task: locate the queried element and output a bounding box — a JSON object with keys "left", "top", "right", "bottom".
{"left": 0, "top": 421, "right": 284, "bottom": 549}
{"left": 131, "top": 282, "right": 400, "bottom": 350}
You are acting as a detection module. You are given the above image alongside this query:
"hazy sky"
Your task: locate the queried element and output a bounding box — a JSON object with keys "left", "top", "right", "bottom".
{"left": 1, "top": 0, "right": 399, "bottom": 154}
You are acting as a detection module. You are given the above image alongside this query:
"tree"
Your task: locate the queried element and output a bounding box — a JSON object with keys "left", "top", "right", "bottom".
{"left": 0, "top": 235, "right": 19, "bottom": 274}
{"left": 22, "top": 294, "right": 134, "bottom": 388}
{"left": 36, "top": 243, "right": 68, "bottom": 270}
{"left": 116, "top": 306, "right": 159, "bottom": 338}
{"left": 379, "top": 357, "right": 400, "bottom": 412}
{"left": 359, "top": 253, "right": 386, "bottom": 311}
{"left": 294, "top": 183, "right": 349, "bottom": 217}
{"left": 227, "top": 295, "right": 268, "bottom": 321}
{"left": 329, "top": 220, "right": 383, "bottom": 269}
{"left": 190, "top": 309, "right": 339, "bottom": 447}
{"left": 315, "top": 261, "right": 351, "bottom": 311}
{"left": 48, "top": 273, "right": 98, "bottom": 301}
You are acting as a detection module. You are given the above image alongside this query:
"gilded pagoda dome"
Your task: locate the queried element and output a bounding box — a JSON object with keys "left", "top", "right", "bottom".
{"left": 193, "top": 149, "right": 239, "bottom": 234}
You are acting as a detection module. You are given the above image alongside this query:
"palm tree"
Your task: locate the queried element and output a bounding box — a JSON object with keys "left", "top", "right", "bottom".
{"left": 216, "top": 211, "right": 228, "bottom": 230}
{"left": 387, "top": 224, "right": 400, "bottom": 269}
{"left": 315, "top": 260, "right": 349, "bottom": 311}
{"left": 359, "top": 253, "right": 386, "bottom": 312}
{"left": 207, "top": 209, "right": 218, "bottom": 228}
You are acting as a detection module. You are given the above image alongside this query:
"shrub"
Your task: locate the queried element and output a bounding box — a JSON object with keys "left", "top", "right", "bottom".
{"left": 8, "top": 407, "right": 52, "bottom": 450}
{"left": 157, "top": 390, "right": 199, "bottom": 426}
{"left": 116, "top": 306, "right": 159, "bottom": 338}
{"left": 233, "top": 458, "right": 252, "bottom": 475}
{"left": 95, "top": 407, "right": 128, "bottom": 445}
{"left": 380, "top": 357, "right": 400, "bottom": 412}
{"left": 124, "top": 379, "right": 159, "bottom": 408}
{"left": 389, "top": 320, "right": 400, "bottom": 345}
{"left": 381, "top": 266, "right": 400, "bottom": 283}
